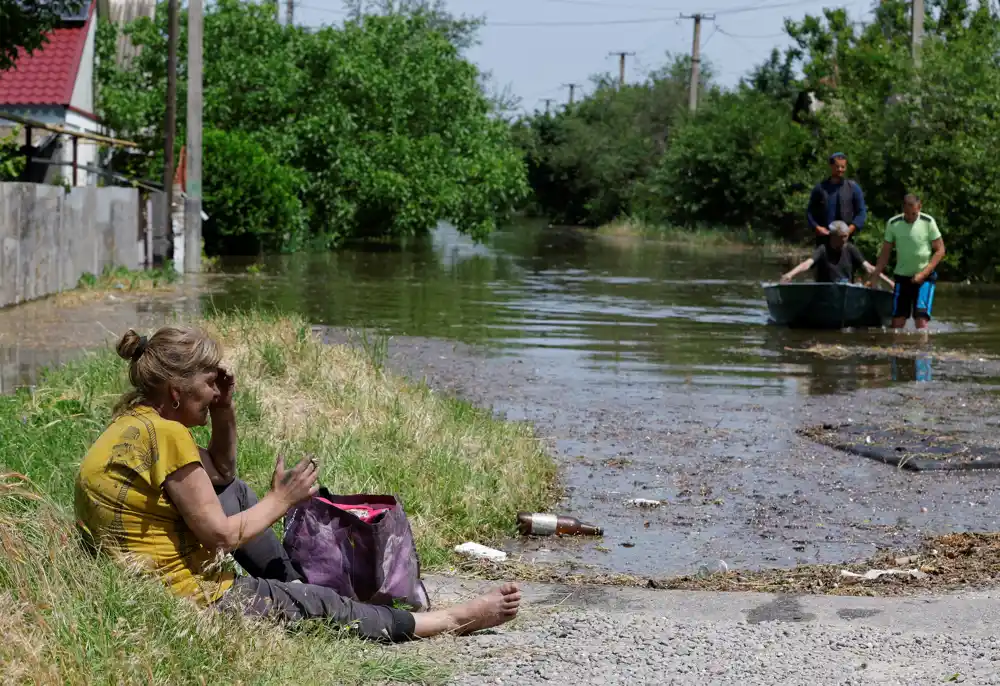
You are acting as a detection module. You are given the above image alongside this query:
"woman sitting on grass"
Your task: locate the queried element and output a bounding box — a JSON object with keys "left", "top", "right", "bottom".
{"left": 74, "top": 325, "right": 521, "bottom": 642}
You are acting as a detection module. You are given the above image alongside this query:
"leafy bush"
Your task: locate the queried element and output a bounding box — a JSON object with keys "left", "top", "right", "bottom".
{"left": 202, "top": 129, "right": 307, "bottom": 255}
{"left": 0, "top": 127, "right": 24, "bottom": 181}
{"left": 644, "top": 91, "right": 815, "bottom": 239}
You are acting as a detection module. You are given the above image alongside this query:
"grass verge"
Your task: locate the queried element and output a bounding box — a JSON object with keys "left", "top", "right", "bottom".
{"left": 0, "top": 310, "right": 556, "bottom": 684}
{"left": 595, "top": 217, "right": 804, "bottom": 256}
{"left": 39, "top": 264, "right": 180, "bottom": 309}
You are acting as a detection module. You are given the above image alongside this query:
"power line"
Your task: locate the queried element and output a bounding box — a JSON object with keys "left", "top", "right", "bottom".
{"left": 702, "top": 24, "right": 719, "bottom": 49}
{"left": 709, "top": 0, "right": 826, "bottom": 16}
{"left": 488, "top": 16, "right": 680, "bottom": 27}
{"left": 539, "top": 0, "right": 682, "bottom": 10}
{"left": 714, "top": 26, "right": 765, "bottom": 58}
{"left": 714, "top": 28, "right": 788, "bottom": 39}
{"left": 295, "top": 3, "right": 347, "bottom": 16}
{"left": 296, "top": 1, "right": 840, "bottom": 27}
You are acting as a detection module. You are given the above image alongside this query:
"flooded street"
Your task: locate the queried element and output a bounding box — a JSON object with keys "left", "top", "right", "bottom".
{"left": 6, "top": 222, "right": 1000, "bottom": 576}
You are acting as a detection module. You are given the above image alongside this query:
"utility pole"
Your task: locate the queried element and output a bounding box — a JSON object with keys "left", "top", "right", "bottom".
{"left": 608, "top": 51, "right": 635, "bottom": 88}
{"left": 185, "top": 0, "right": 203, "bottom": 273}
{"left": 541, "top": 98, "right": 555, "bottom": 114}
{"left": 681, "top": 13, "right": 714, "bottom": 113}
{"left": 563, "top": 83, "right": 581, "bottom": 105}
{"left": 164, "top": 0, "right": 179, "bottom": 272}
{"left": 286, "top": 0, "right": 293, "bottom": 25}
{"left": 911, "top": 0, "right": 924, "bottom": 66}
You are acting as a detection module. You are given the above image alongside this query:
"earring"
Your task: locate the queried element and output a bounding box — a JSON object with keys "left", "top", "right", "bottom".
{"left": 172, "top": 400, "right": 180, "bottom": 410}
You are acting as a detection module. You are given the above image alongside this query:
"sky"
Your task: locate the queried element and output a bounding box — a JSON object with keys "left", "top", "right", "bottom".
{"left": 293, "top": 0, "right": 878, "bottom": 114}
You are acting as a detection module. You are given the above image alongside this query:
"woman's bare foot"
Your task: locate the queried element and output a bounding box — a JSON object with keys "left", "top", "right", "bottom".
{"left": 449, "top": 582, "right": 522, "bottom": 635}
{"left": 412, "top": 583, "right": 522, "bottom": 638}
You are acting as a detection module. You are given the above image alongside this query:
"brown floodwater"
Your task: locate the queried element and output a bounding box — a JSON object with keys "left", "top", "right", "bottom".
{"left": 5, "top": 222, "right": 1000, "bottom": 576}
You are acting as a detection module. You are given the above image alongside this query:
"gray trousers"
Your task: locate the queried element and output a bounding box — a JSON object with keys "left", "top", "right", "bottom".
{"left": 213, "top": 479, "right": 416, "bottom": 643}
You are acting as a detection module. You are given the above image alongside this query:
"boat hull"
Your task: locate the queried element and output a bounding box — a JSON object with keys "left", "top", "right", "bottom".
{"left": 763, "top": 282, "right": 894, "bottom": 329}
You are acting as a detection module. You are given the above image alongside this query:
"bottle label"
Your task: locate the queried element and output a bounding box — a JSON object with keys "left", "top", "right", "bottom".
{"left": 531, "top": 513, "right": 558, "bottom": 535}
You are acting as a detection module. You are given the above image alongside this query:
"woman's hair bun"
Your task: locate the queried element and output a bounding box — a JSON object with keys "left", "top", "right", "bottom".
{"left": 117, "top": 329, "right": 144, "bottom": 361}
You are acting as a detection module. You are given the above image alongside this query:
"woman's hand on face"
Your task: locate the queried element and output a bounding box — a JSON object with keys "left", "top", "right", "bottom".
{"left": 213, "top": 364, "right": 236, "bottom": 409}
{"left": 271, "top": 454, "right": 320, "bottom": 509}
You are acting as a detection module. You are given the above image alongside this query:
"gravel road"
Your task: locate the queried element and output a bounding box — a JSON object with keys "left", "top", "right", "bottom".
{"left": 425, "top": 577, "right": 1000, "bottom": 686}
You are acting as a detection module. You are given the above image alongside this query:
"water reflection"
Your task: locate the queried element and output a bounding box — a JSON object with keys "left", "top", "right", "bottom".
{"left": 3, "top": 222, "right": 999, "bottom": 397}
{"left": 0, "top": 287, "right": 206, "bottom": 392}
{"left": 203, "top": 222, "right": 1000, "bottom": 398}
{"left": 891, "top": 355, "right": 934, "bottom": 384}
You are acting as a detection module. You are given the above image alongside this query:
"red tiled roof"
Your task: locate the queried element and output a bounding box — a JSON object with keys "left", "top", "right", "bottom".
{"left": 0, "top": 1, "right": 95, "bottom": 108}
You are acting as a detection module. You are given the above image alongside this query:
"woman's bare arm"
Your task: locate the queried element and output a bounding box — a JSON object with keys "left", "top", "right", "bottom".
{"left": 200, "top": 367, "right": 237, "bottom": 486}
{"left": 163, "top": 456, "right": 318, "bottom": 552}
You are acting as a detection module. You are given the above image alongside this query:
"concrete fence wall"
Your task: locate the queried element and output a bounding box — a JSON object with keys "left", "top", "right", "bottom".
{"left": 0, "top": 183, "right": 143, "bottom": 308}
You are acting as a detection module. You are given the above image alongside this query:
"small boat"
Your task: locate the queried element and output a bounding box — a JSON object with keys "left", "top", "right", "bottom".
{"left": 762, "top": 282, "right": 894, "bottom": 329}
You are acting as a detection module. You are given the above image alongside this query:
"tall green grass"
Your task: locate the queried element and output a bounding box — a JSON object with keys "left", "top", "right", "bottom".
{"left": 0, "top": 311, "right": 557, "bottom": 684}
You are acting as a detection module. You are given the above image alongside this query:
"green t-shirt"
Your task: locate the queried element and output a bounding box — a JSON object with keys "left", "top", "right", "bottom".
{"left": 884, "top": 212, "right": 943, "bottom": 277}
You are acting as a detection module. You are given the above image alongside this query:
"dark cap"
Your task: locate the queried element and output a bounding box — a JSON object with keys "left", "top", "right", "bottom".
{"left": 829, "top": 152, "right": 847, "bottom": 163}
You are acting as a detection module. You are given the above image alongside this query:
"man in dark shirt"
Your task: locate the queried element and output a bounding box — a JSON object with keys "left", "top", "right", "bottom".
{"left": 807, "top": 152, "right": 868, "bottom": 246}
{"left": 781, "top": 222, "right": 894, "bottom": 286}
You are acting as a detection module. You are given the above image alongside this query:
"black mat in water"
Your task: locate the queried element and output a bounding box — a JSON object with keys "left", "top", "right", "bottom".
{"left": 799, "top": 423, "right": 1000, "bottom": 472}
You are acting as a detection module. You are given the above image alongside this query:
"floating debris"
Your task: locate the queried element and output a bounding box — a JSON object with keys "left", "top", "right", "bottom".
{"left": 840, "top": 568, "right": 928, "bottom": 583}
{"left": 625, "top": 498, "right": 663, "bottom": 508}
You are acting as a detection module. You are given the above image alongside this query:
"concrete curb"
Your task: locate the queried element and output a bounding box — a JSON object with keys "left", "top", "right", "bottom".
{"left": 424, "top": 574, "right": 1000, "bottom": 635}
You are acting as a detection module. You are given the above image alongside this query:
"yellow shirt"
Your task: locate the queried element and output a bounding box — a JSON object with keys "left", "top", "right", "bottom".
{"left": 74, "top": 406, "right": 235, "bottom": 605}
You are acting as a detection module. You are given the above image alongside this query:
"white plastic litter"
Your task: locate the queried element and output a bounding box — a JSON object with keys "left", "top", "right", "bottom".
{"left": 454, "top": 542, "right": 508, "bottom": 562}
{"left": 839, "top": 568, "right": 928, "bottom": 582}
{"left": 697, "top": 560, "right": 729, "bottom": 577}
{"left": 625, "top": 498, "right": 663, "bottom": 508}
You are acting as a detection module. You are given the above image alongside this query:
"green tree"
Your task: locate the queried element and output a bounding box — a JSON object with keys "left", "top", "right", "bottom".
{"left": 96, "top": 0, "right": 526, "bottom": 253}
{"left": 647, "top": 90, "right": 815, "bottom": 237}
{"left": 0, "top": 0, "right": 82, "bottom": 72}
{"left": 514, "top": 54, "right": 701, "bottom": 226}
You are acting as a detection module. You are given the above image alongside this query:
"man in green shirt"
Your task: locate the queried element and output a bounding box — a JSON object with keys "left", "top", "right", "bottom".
{"left": 867, "top": 194, "right": 946, "bottom": 330}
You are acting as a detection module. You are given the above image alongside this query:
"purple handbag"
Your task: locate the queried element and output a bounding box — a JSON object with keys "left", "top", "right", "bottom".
{"left": 282, "top": 488, "right": 430, "bottom": 611}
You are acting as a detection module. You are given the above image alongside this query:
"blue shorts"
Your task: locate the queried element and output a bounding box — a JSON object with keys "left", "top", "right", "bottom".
{"left": 892, "top": 273, "right": 936, "bottom": 320}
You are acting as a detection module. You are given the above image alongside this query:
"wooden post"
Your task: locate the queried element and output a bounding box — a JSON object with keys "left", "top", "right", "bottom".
{"left": 23, "top": 125, "right": 32, "bottom": 178}
{"left": 912, "top": 0, "right": 924, "bottom": 66}
{"left": 682, "top": 13, "right": 714, "bottom": 113}
{"left": 185, "top": 0, "right": 203, "bottom": 273}
{"left": 145, "top": 194, "right": 153, "bottom": 268}
{"left": 164, "top": 0, "right": 179, "bottom": 269}
{"left": 609, "top": 51, "right": 635, "bottom": 88}
{"left": 563, "top": 83, "right": 581, "bottom": 105}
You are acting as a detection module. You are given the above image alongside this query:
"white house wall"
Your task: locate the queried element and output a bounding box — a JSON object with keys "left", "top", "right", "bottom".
{"left": 69, "top": 14, "right": 96, "bottom": 116}
{"left": 64, "top": 109, "right": 101, "bottom": 186}
{"left": 0, "top": 108, "right": 102, "bottom": 186}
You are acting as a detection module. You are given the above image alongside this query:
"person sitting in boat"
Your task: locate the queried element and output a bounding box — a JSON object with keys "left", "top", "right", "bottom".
{"left": 75, "top": 325, "right": 522, "bottom": 642}
{"left": 807, "top": 152, "right": 868, "bottom": 246}
{"left": 866, "top": 194, "right": 946, "bottom": 330}
{"left": 781, "top": 221, "right": 894, "bottom": 287}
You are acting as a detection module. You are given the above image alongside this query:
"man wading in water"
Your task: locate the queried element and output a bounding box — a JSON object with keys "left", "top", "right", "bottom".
{"left": 807, "top": 152, "right": 868, "bottom": 246}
